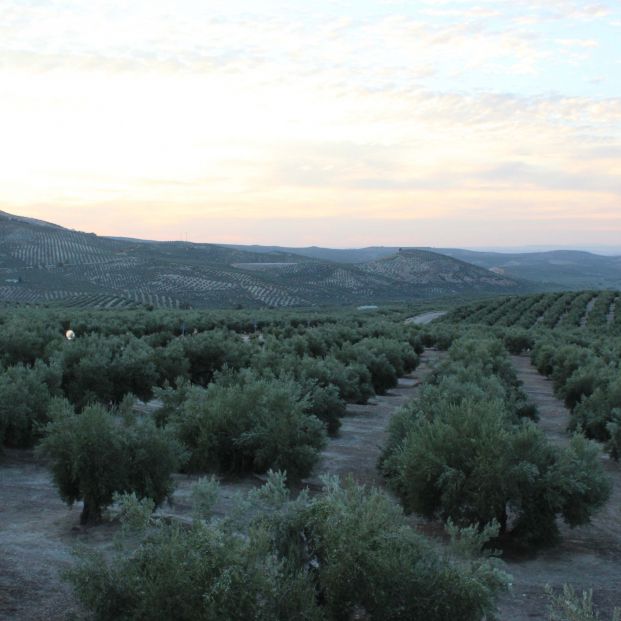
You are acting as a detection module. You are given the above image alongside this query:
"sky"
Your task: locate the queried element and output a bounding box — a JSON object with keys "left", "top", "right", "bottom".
{"left": 0, "top": 0, "right": 620, "bottom": 248}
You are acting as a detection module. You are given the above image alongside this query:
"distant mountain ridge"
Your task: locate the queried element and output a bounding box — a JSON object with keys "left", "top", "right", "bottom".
{"left": 0, "top": 211, "right": 525, "bottom": 309}
{"left": 434, "top": 248, "right": 621, "bottom": 290}
{"left": 225, "top": 244, "right": 621, "bottom": 290}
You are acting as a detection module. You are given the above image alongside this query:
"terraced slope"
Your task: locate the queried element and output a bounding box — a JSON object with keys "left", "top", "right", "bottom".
{"left": 226, "top": 243, "right": 621, "bottom": 290}
{"left": 361, "top": 249, "right": 517, "bottom": 292}
{"left": 0, "top": 211, "right": 524, "bottom": 309}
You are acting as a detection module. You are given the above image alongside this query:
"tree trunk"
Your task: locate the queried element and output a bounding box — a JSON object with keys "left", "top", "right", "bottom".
{"left": 80, "top": 500, "right": 91, "bottom": 525}
{"left": 498, "top": 506, "right": 508, "bottom": 535}
{"left": 80, "top": 499, "right": 100, "bottom": 525}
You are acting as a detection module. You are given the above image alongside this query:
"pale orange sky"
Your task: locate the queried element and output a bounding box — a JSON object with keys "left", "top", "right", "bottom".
{"left": 1, "top": 0, "right": 620, "bottom": 247}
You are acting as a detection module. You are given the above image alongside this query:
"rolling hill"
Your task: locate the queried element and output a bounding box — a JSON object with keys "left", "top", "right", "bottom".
{"left": 226, "top": 243, "right": 621, "bottom": 290}
{"left": 223, "top": 244, "right": 398, "bottom": 264}
{"left": 0, "top": 211, "right": 524, "bottom": 309}
{"left": 434, "top": 248, "right": 621, "bottom": 290}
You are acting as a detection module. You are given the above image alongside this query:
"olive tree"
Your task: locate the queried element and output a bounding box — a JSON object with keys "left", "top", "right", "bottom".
{"left": 66, "top": 474, "right": 509, "bottom": 621}
{"left": 383, "top": 398, "right": 610, "bottom": 546}
{"left": 38, "top": 399, "right": 184, "bottom": 524}
{"left": 0, "top": 361, "right": 61, "bottom": 447}
{"left": 169, "top": 370, "right": 326, "bottom": 479}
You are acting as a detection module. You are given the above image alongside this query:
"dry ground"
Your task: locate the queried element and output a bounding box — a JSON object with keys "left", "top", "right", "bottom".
{"left": 404, "top": 310, "right": 448, "bottom": 325}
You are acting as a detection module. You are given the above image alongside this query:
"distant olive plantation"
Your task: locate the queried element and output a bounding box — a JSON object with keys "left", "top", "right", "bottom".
{"left": 0, "top": 211, "right": 527, "bottom": 311}
{"left": 445, "top": 290, "right": 619, "bottom": 332}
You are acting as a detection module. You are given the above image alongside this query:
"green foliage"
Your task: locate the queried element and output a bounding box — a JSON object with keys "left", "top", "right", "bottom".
{"left": 113, "top": 492, "right": 156, "bottom": 533}
{"left": 124, "top": 410, "right": 187, "bottom": 506}
{"left": 0, "top": 361, "right": 60, "bottom": 447}
{"left": 153, "top": 377, "right": 193, "bottom": 427}
{"left": 508, "top": 427, "right": 609, "bottom": 545}
{"left": 573, "top": 379, "right": 621, "bottom": 444}
{"left": 383, "top": 398, "right": 513, "bottom": 528}
{"left": 38, "top": 399, "right": 184, "bottom": 523}
{"left": 605, "top": 408, "right": 621, "bottom": 460}
{"left": 531, "top": 335, "right": 621, "bottom": 459}
{"left": 67, "top": 521, "right": 322, "bottom": 621}
{"left": 151, "top": 338, "right": 190, "bottom": 385}
{"left": 547, "top": 584, "right": 621, "bottom": 621}
{"left": 170, "top": 370, "right": 325, "bottom": 479}
{"left": 551, "top": 434, "right": 611, "bottom": 527}
{"left": 66, "top": 474, "right": 510, "bottom": 621}
{"left": 304, "top": 383, "right": 345, "bottom": 436}
{"left": 302, "top": 477, "right": 508, "bottom": 621}
{"left": 52, "top": 334, "right": 158, "bottom": 408}
{"left": 503, "top": 329, "right": 534, "bottom": 354}
{"left": 0, "top": 315, "right": 63, "bottom": 366}
{"left": 181, "top": 330, "right": 251, "bottom": 385}
{"left": 382, "top": 336, "right": 610, "bottom": 547}
{"left": 191, "top": 475, "right": 220, "bottom": 520}
{"left": 1, "top": 305, "right": 422, "bottom": 452}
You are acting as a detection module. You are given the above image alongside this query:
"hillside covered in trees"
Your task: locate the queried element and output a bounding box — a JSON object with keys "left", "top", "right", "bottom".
{"left": 1, "top": 210, "right": 531, "bottom": 309}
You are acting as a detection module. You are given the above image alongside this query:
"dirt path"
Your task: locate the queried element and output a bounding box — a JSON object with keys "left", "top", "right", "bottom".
{"left": 497, "top": 355, "right": 621, "bottom": 620}
{"left": 0, "top": 451, "right": 96, "bottom": 620}
{"left": 304, "top": 349, "right": 441, "bottom": 489}
{"left": 405, "top": 310, "right": 447, "bottom": 325}
{"left": 510, "top": 355, "right": 569, "bottom": 447}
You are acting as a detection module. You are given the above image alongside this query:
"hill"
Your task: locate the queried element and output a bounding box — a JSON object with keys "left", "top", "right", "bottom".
{"left": 0, "top": 212, "right": 524, "bottom": 309}
{"left": 226, "top": 243, "right": 621, "bottom": 290}
{"left": 223, "top": 244, "right": 398, "bottom": 264}
{"left": 427, "top": 248, "right": 621, "bottom": 290}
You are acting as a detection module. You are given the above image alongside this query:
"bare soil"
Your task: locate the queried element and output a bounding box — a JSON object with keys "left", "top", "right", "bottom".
{"left": 0, "top": 451, "right": 94, "bottom": 620}
{"left": 405, "top": 310, "right": 447, "bottom": 325}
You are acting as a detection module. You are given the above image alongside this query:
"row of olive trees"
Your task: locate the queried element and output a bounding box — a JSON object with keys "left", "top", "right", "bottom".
{"left": 1, "top": 308, "right": 422, "bottom": 525}
{"left": 66, "top": 472, "right": 510, "bottom": 621}
{"left": 0, "top": 305, "right": 413, "bottom": 368}
{"left": 381, "top": 336, "right": 611, "bottom": 548}
{"left": 34, "top": 374, "right": 326, "bottom": 525}
{"left": 0, "top": 310, "right": 421, "bottom": 448}
{"left": 443, "top": 292, "right": 609, "bottom": 332}
{"left": 532, "top": 336, "right": 621, "bottom": 459}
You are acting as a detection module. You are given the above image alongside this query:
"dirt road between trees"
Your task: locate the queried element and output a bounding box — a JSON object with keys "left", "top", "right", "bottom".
{"left": 304, "top": 349, "right": 441, "bottom": 489}
{"left": 405, "top": 310, "right": 447, "bottom": 325}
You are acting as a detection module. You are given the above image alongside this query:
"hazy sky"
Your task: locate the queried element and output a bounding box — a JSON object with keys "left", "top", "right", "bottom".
{"left": 1, "top": 0, "right": 620, "bottom": 247}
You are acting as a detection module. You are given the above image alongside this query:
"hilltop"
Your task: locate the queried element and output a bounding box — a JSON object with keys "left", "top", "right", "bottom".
{"left": 0, "top": 211, "right": 523, "bottom": 309}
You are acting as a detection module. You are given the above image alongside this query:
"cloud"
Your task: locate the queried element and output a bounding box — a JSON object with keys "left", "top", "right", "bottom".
{"left": 555, "top": 38, "right": 599, "bottom": 48}
{"left": 479, "top": 161, "right": 621, "bottom": 194}
{"left": 0, "top": 0, "right": 620, "bottom": 246}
